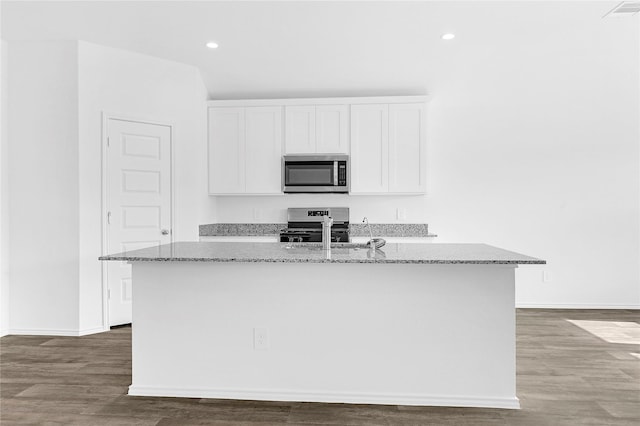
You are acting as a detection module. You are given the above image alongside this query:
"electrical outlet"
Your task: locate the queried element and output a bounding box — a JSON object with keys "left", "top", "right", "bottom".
{"left": 543, "top": 270, "right": 552, "bottom": 283}
{"left": 253, "top": 208, "right": 261, "bottom": 221}
{"left": 396, "top": 208, "right": 407, "bottom": 221}
{"left": 254, "top": 327, "right": 268, "bottom": 350}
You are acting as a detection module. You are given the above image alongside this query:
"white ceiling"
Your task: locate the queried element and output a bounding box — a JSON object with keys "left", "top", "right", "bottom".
{"left": 0, "top": 1, "right": 622, "bottom": 99}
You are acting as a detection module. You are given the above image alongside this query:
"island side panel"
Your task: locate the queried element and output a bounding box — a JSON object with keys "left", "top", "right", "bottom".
{"left": 129, "top": 261, "right": 518, "bottom": 409}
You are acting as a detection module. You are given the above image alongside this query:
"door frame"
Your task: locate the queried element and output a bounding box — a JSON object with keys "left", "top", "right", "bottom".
{"left": 101, "top": 112, "right": 176, "bottom": 328}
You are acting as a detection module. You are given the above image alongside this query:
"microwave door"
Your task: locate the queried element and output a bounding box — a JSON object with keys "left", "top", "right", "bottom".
{"left": 282, "top": 155, "right": 349, "bottom": 193}
{"left": 285, "top": 162, "right": 335, "bottom": 187}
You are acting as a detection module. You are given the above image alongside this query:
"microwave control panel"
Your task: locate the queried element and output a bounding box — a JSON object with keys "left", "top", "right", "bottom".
{"left": 338, "top": 161, "right": 347, "bottom": 186}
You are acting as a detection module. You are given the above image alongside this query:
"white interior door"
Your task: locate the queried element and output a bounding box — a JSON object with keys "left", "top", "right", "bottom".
{"left": 105, "top": 118, "right": 172, "bottom": 326}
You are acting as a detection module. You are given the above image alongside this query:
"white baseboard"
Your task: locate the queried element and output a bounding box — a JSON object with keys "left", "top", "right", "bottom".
{"left": 0, "top": 328, "right": 8, "bottom": 338}
{"left": 78, "top": 326, "right": 109, "bottom": 336}
{"left": 8, "top": 326, "right": 109, "bottom": 336}
{"left": 516, "top": 303, "right": 640, "bottom": 309}
{"left": 128, "top": 386, "right": 521, "bottom": 410}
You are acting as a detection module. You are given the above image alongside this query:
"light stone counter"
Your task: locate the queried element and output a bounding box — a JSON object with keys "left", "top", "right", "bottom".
{"left": 198, "top": 223, "right": 437, "bottom": 238}
{"left": 199, "top": 223, "right": 284, "bottom": 237}
{"left": 349, "top": 223, "right": 436, "bottom": 238}
{"left": 99, "top": 241, "right": 544, "bottom": 264}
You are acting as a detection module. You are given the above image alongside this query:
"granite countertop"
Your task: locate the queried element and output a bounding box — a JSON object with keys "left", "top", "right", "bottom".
{"left": 199, "top": 223, "right": 437, "bottom": 237}
{"left": 199, "top": 223, "right": 284, "bottom": 237}
{"left": 99, "top": 242, "right": 545, "bottom": 265}
{"left": 349, "top": 223, "right": 436, "bottom": 238}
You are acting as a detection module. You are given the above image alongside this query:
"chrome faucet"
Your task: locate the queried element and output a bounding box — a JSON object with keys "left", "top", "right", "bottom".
{"left": 322, "top": 215, "right": 333, "bottom": 251}
{"left": 362, "top": 217, "right": 375, "bottom": 249}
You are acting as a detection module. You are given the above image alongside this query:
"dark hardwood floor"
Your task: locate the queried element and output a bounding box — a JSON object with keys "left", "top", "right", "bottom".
{"left": 1, "top": 309, "right": 638, "bottom": 425}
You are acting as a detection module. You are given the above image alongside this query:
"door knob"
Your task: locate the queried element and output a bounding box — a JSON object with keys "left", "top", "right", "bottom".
{"left": 161, "top": 229, "right": 170, "bottom": 235}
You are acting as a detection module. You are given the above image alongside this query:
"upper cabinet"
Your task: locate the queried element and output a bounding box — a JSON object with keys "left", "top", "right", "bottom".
{"left": 350, "top": 104, "right": 389, "bottom": 193}
{"left": 388, "top": 103, "right": 426, "bottom": 194}
{"left": 209, "top": 107, "right": 245, "bottom": 194}
{"left": 284, "top": 106, "right": 315, "bottom": 153}
{"left": 350, "top": 102, "right": 426, "bottom": 194}
{"left": 208, "top": 96, "right": 427, "bottom": 196}
{"left": 245, "top": 107, "right": 283, "bottom": 194}
{"left": 285, "top": 105, "right": 349, "bottom": 154}
{"left": 208, "top": 106, "right": 283, "bottom": 195}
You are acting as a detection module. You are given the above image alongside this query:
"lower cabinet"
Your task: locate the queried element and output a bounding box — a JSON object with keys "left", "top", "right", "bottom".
{"left": 208, "top": 106, "right": 283, "bottom": 195}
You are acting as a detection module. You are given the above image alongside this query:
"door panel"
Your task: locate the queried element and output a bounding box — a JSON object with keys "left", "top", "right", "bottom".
{"left": 350, "top": 104, "right": 389, "bottom": 193}
{"left": 316, "top": 105, "right": 348, "bottom": 154}
{"left": 106, "top": 118, "right": 172, "bottom": 326}
{"left": 209, "top": 108, "right": 245, "bottom": 193}
{"left": 389, "top": 103, "right": 426, "bottom": 193}
{"left": 285, "top": 106, "right": 316, "bottom": 153}
{"left": 245, "top": 107, "right": 283, "bottom": 194}
{"left": 122, "top": 170, "right": 161, "bottom": 193}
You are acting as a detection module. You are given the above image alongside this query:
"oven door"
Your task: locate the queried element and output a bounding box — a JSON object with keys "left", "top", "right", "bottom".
{"left": 283, "top": 156, "right": 348, "bottom": 193}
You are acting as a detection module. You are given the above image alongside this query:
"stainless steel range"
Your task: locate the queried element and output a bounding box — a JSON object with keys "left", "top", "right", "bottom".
{"left": 279, "top": 207, "right": 350, "bottom": 243}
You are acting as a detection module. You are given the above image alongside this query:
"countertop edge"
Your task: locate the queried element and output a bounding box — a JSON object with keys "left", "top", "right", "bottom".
{"left": 98, "top": 256, "right": 545, "bottom": 265}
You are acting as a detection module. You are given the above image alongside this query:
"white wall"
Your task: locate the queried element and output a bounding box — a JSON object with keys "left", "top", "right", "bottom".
{"left": 213, "top": 195, "right": 425, "bottom": 224}
{"left": 77, "top": 41, "right": 208, "bottom": 332}
{"left": 424, "top": 12, "right": 639, "bottom": 310}
{"left": 7, "top": 42, "right": 80, "bottom": 334}
{"left": 0, "top": 39, "right": 10, "bottom": 336}
{"left": 212, "top": 12, "right": 640, "bottom": 309}
{"left": 4, "top": 40, "right": 207, "bottom": 335}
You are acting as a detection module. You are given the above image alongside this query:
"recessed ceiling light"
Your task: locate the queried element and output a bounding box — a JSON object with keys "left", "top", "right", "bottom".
{"left": 206, "top": 41, "right": 219, "bottom": 49}
{"left": 441, "top": 33, "right": 455, "bottom": 40}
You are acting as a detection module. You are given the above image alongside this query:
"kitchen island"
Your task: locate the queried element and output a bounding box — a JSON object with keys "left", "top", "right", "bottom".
{"left": 100, "top": 242, "right": 544, "bottom": 409}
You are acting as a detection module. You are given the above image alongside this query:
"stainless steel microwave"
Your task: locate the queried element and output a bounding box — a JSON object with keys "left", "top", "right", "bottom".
{"left": 282, "top": 154, "right": 349, "bottom": 193}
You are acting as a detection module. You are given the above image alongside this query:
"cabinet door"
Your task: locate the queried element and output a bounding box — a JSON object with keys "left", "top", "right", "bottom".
{"left": 285, "top": 106, "right": 316, "bottom": 153}
{"left": 245, "top": 107, "right": 283, "bottom": 194}
{"left": 209, "top": 107, "right": 245, "bottom": 193}
{"left": 350, "top": 104, "right": 389, "bottom": 193}
{"left": 389, "top": 103, "right": 426, "bottom": 193}
{"left": 316, "top": 105, "right": 349, "bottom": 154}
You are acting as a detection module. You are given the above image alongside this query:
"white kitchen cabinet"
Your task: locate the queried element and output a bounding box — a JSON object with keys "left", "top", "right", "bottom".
{"left": 208, "top": 106, "right": 283, "bottom": 194}
{"left": 351, "top": 102, "right": 426, "bottom": 194}
{"left": 316, "top": 105, "right": 349, "bottom": 154}
{"left": 284, "top": 106, "right": 315, "bottom": 153}
{"left": 208, "top": 107, "right": 245, "bottom": 194}
{"left": 285, "top": 105, "right": 348, "bottom": 154}
{"left": 389, "top": 103, "right": 426, "bottom": 193}
{"left": 208, "top": 96, "right": 428, "bottom": 196}
{"left": 350, "top": 104, "right": 389, "bottom": 193}
{"left": 245, "top": 107, "right": 283, "bottom": 193}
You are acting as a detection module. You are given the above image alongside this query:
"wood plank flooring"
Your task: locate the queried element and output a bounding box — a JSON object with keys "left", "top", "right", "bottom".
{"left": 1, "top": 309, "right": 638, "bottom": 425}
